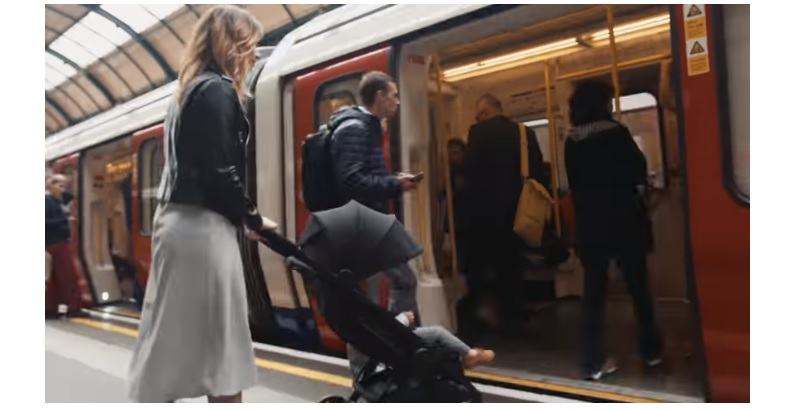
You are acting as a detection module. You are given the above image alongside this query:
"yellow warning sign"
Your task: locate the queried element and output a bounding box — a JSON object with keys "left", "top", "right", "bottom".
{"left": 690, "top": 41, "right": 706, "bottom": 55}
{"left": 685, "top": 16, "right": 707, "bottom": 39}
{"left": 688, "top": 54, "right": 710, "bottom": 76}
{"left": 684, "top": 4, "right": 705, "bottom": 20}
{"left": 683, "top": 5, "right": 710, "bottom": 78}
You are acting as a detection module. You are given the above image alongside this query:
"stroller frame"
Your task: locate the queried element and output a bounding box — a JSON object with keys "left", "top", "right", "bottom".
{"left": 258, "top": 228, "right": 481, "bottom": 403}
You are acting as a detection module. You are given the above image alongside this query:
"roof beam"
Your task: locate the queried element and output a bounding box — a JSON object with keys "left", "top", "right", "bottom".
{"left": 51, "top": 87, "right": 88, "bottom": 118}
{"left": 46, "top": 47, "right": 117, "bottom": 105}
{"left": 46, "top": 5, "right": 156, "bottom": 89}
{"left": 46, "top": 61, "right": 103, "bottom": 111}
{"left": 45, "top": 95, "right": 74, "bottom": 126}
{"left": 282, "top": 5, "right": 299, "bottom": 27}
{"left": 185, "top": 4, "right": 201, "bottom": 18}
{"left": 87, "top": 4, "right": 177, "bottom": 80}
{"left": 144, "top": 7, "right": 185, "bottom": 46}
{"left": 46, "top": 27, "right": 136, "bottom": 96}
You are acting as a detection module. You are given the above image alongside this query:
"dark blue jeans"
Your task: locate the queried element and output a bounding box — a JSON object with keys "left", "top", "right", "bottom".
{"left": 579, "top": 251, "right": 663, "bottom": 376}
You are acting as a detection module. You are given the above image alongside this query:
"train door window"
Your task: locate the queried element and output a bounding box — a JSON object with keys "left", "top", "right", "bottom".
{"left": 139, "top": 139, "right": 163, "bottom": 235}
{"left": 315, "top": 75, "right": 361, "bottom": 128}
{"left": 522, "top": 119, "right": 551, "bottom": 163}
{"left": 721, "top": 4, "right": 749, "bottom": 201}
{"left": 615, "top": 92, "right": 667, "bottom": 189}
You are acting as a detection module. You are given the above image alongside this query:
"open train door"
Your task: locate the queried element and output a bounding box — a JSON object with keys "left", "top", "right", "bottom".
{"left": 51, "top": 154, "right": 94, "bottom": 307}
{"left": 130, "top": 124, "right": 164, "bottom": 293}
{"left": 292, "top": 46, "right": 394, "bottom": 353}
{"left": 672, "top": 4, "right": 749, "bottom": 402}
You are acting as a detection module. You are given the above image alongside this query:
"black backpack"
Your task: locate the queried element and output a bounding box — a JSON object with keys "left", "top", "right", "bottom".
{"left": 301, "top": 107, "right": 364, "bottom": 212}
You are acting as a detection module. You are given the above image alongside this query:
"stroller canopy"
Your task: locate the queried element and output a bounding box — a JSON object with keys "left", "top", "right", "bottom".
{"left": 299, "top": 200, "right": 423, "bottom": 282}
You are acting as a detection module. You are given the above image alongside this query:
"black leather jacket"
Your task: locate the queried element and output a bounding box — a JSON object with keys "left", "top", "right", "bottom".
{"left": 157, "top": 68, "right": 262, "bottom": 230}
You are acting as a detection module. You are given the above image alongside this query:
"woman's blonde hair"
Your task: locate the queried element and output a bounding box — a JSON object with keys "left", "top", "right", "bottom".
{"left": 177, "top": 5, "right": 263, "bottom": 104}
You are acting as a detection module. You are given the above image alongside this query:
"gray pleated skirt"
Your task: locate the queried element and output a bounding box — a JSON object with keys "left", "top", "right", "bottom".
{"left": 127, "top": 203, "right": 256, "bottom": 402}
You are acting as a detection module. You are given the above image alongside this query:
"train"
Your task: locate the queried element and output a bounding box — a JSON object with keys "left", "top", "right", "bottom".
{"left": 45, "top": 4, "right": 749, "bottom": 402}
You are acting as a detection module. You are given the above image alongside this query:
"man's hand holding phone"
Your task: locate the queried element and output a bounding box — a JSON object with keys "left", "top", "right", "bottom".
{"left": 397, "top": 171, "right": 424, "bottom": 191}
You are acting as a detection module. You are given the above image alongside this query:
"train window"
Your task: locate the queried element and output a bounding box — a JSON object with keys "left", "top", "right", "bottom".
{"left": 720, "top": 4, "right": 750, "bottom": 201}
{"left": 315, "top": 75, "right": 361, "bottom": 127}
{"left": 139, "top": 139, "right": 163, "bottom": 235}
{"left": 616, "top": 93, "right": 667, "bottom": 189}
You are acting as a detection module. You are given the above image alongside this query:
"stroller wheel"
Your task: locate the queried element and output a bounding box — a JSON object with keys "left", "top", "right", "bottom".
{"left": 319, "top": 395, "right": 348, "bottom": 403}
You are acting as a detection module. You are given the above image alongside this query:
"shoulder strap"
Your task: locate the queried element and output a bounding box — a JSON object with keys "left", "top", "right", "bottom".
{"left": 518, "top": 122, "right": 529, "bottom": 179}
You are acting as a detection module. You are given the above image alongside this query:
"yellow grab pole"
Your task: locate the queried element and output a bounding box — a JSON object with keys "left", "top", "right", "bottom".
{"left": 432, "top": 55, "right": 459, "bottom": 278}
{"left": 544, "top": 60, "right": 562, "bottom": 237}
{"left": 606, "top": 6, "right": 622, "bottom": 121}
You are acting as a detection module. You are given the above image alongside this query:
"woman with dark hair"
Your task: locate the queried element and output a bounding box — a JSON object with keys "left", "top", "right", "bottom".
{"left": 127, "top": 6, "right": 277, "bottom": 402}
{"left": 565, "top": 79, "right": 663, "bottom": 381}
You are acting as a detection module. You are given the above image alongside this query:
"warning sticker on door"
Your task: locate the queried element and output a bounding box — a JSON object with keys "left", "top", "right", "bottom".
{"left": 685, "top": 15, "right": 707, "bottom": 39}
{"left": 689, "top": 40, "right": 707, "bottom": 55}
{"left": 684, "top": 4, "right": 705, "bottom": 19}
{"left": 686, "top": 39, "right": 709, "bottom": 76}
{"left": 683, "top": 5, "right": 710, "bottom": 76}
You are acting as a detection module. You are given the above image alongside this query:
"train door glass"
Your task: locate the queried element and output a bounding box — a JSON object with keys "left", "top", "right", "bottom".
{"left": 315, "top": 76, "right": 360, "bottom": 127}
{"left": 721, "top": 4, "right": 749, "bottom": 200}
{"left": 615, "top": 92, "right": 666, "bottom": 189}
{"left": 138, "top": 139, "right": 163, "bottom": 235}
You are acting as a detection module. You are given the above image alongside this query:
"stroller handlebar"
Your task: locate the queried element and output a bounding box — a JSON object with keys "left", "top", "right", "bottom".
{"left": 256, "top": 228, "right": 318, "bottom": 280}
{"left": 287, "top": 256, "right": 316, "bottom": 279}
{"left": 256, "top": 228, "right": 300, "bottom": 258}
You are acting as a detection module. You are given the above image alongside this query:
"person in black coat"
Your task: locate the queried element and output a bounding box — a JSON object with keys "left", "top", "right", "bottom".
{"left": 564, "top": 80, "right": 663, "bottom": 380}
{"left": 461, "top": 93, "right": 546, "bottom": 334}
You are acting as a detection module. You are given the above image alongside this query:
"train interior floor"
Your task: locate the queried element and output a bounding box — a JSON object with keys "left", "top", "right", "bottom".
{"left": 472, "top": 297, "right": 704, "bottom": 401}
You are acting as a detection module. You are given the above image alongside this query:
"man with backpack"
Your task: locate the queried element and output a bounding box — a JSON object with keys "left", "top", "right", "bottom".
{"left": 303, "top": 71, "right": 418, "bottom": 213}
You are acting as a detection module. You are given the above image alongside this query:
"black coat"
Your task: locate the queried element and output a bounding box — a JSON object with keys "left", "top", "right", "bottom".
{"left": 564, "top": 121, "right": 651, "bottom": 259}
{"left": 330, "top": 106, "right": 401, "bottom": 213}
{"left": 161, "top": 69, "right": 262, "bottom": 230}
{"left": 45, "top": 194, "right": 70, "bottom": 246}
{"left": 464, "top": 115, "right": 545, "bottom": 233}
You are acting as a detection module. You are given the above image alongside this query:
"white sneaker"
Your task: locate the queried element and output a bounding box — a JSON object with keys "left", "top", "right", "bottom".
{"left": 585, "top": 359, "right": 618, "bottom": 381}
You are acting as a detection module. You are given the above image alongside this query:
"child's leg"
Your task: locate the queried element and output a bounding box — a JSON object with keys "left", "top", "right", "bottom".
{"left": 413, "top": 326, "right": 471, "bottom": 356}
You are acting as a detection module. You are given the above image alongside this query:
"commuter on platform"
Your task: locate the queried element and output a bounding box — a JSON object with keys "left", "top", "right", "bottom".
{"left": 127, "top": 6, "right": 277, "bottom": 403}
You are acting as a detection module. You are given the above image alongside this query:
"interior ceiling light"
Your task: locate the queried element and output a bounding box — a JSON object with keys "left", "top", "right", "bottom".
{"left": 443, "top": 13, "right": 671, "bottom": 82}
{"left": 589, "top": 13, "right": 670, "bottom": 42}
{"left": 443, "top": 38, "right": 579, "bottom": 82}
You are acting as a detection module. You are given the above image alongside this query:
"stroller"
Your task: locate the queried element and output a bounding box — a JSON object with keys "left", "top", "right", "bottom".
{"left": 257, "top": 200, "right": 481, "bottom": 403}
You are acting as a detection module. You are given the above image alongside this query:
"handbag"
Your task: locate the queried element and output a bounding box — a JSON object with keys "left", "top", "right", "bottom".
{"left": 512, "top": 123, "right": 553, "bottom": 247}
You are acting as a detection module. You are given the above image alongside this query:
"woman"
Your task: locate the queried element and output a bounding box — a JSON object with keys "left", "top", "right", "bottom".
{"left": 127, "top": 6, "right": 276, "bottom": 403}
{"left": 564, "top": 80, "right": 663, "bottom": 381}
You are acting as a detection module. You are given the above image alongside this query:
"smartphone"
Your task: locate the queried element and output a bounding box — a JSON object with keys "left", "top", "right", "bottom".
{"left": 410, "top": 172, "right": 425, "bottom": 182}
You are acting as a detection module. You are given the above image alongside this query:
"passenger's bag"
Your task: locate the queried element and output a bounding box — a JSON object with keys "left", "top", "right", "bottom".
{"left": 513, "top": 123, "right": 553, "bottom": 247}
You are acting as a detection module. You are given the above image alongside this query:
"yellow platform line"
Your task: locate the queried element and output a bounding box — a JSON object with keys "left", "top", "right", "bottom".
{"left": 69, "top": 317, "right": 660, "bottom": 402}
{"left": 70, "top": 317, "right": 139, "bottom": 338}
{"left": 68, "top": 317, "right": 351, "bottom": 388}
{"left": 465, "top": 369, "right": 661, "bottom": 403}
